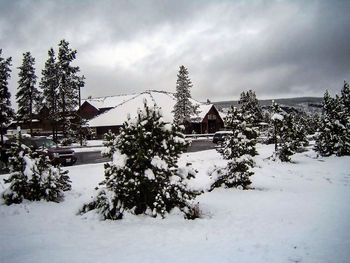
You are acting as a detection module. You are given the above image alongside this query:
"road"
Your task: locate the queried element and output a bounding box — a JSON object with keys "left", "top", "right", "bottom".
{"left": 187, "top": 139, "right": 216, "bottom": 152}
{"left": 75, "top": 139, "right": 217, "bottom": 165}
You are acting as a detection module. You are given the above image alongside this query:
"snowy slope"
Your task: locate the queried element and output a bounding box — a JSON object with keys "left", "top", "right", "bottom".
{"left": 0, "top": 144, "right": 349, "bottom": 263}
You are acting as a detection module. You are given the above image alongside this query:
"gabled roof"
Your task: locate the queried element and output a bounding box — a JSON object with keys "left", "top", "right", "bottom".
{"left": 82, "top": 93, "right": 140, "bottom": 110}
{"left": 87, "top": 90, "right": 223, "bottom": 128}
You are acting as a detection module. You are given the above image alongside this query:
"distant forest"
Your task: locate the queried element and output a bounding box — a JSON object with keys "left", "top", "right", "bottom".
{"left": 214, "top": 97, "right": 323, "bottom": 111}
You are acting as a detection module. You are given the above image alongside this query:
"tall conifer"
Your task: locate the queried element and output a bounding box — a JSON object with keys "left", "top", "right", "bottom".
{"left": 40, "top": 48, "right": 59, "bottom": 141}
{"left": 16, "top": 52, "right": 39, "bottom": 136}
{"left": 173, "top": 65, "right": 198, "bottom": 131}
{"left": 0, "top": 49, "right": 14, "bottom": 145}
{"left": 56, "top": 39, "right": 85, "bottom": 142}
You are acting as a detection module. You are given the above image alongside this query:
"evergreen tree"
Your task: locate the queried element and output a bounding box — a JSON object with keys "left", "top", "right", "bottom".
{"left": 40, "top": 48, "right": 60, "bottom": 142}
{"left": 81, "top": 101, "right": 200, "bottom": 220}
{"left": 0, "top": 49, "right": 14, "bottom": 145}
{"left": 278, "top": 114, "right": 308, "bottom": 162}
{"left": 16, "top": 52, "right": 40, "bottom": 136}
{"left": 337, "top": 81, "right": 350, "bottom": 155}
{"left": 101, "top": 130, "right": 118, "bottom": 158}
{"left": 299, "top": 112, "right": 320, "bottom": 135}
{"left": 268, "top": 101, "right": 308, "bottom": 162}
{"left": 314, "top": 90, "right": 343, "bottom": 156}
{"left": 56, "top": 39, "right": 85, "bottom": 141}
{"left": 173, "top": 65, "right": 198, "bottom": 131}
{"left": 1, "top": 132, "right": 71, "bottom": 205}
{"left": 238, "top": 90, "right": 263, "bottom": 126}
{"left": 270, "top": 101, "right": 284, "bottom": 153}
{"left": 341, "top": 81, "right": 350, "bottom": 111}
{"left": 211, "top": 106, "right": 258, "bottom": 190}
{"left": 61, "top": 113, "right": 91, "bottom": 146}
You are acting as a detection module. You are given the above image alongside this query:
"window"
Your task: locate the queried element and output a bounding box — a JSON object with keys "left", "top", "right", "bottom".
{"left": 208, "top": 114, "right": 216, "bottom": 120}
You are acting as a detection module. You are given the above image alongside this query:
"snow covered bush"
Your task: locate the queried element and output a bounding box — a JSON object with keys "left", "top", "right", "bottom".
{"left": 1, "top": 133, "right": 71, "bottom": 205}
{"left": 211, "top": 106, "right": 257, "bottom": 190}
{"left": 80, "top": 100, "right": 200, "bottom": 220}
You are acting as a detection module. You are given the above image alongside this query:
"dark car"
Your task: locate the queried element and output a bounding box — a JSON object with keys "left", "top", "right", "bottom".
{"left": 212, "top": 131, "right": 233, "bottom": 144}
{"left": 1, "top": 136, "right": 77, "bottom": 166}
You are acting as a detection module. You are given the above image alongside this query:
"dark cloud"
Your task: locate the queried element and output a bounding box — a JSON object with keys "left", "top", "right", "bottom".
{"left": 1, "top": 0, "right": 350, "bottom": 107}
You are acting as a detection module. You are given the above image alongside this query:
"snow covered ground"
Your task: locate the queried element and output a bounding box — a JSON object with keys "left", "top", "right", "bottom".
{"left": 0, "top": 144, "right": 349, "bottom": 263}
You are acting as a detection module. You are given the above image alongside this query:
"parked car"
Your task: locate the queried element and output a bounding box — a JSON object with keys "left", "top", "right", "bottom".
{"left": 212, "top": 131, "right": 233, "bottom": 144}
{"left": 0, "top": 137, "right": 77, "bottom": 166}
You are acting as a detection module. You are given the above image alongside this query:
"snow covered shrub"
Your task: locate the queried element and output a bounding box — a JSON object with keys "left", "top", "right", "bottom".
{"left": 1, "top": 134, "right": 71, "bottom": 205}
{"left": 80, "top": 100, "right": 200, "bottom": 220}
{"left": 211, "top": 106, "right": 257, "bottom": 190}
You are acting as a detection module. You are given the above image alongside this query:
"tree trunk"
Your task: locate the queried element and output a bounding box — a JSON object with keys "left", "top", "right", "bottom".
{"left": 0, "top": 123, "right": 4, "bottom": 146}
{"left": 274, "top": 122, "right": 278, "bottom": 152}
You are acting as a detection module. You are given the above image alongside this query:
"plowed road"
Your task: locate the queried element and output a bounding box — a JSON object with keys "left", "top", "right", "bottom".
{"left": 75, "top": 140, "right": 216, "bottom": 165}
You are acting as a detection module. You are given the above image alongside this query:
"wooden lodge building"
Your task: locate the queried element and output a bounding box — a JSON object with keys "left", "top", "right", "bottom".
{"left": 7, "top": 91, "right": 224, "bottom": 139}
{"left": 80, "top": 90, "right": 224, "bottom": 138}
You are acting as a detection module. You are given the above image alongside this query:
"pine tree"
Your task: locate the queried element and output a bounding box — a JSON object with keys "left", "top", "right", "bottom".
{"left": 1, "top": 132, "right": 71, "bottom": 205}
{"left": 101, "top": 130, "right": 118, "bottom": 158}
{"left": 314, "top": 90, "right": 342, "bottom": 156}
{"left": 337, "top": 81, "right": 350, "bottom": 155}
{"left": 278, "top": 114, "right": 306, "bottom": 162}
{"left": 0, "top": 49, "right": 14, "bottom": 145}
{"left": 40, "top": 48, "right": 60, "bottom": 142}
{"left": 268, "top": 101, "right": 308, "bottom": 162}
{"left": 173, "top": 65, "right": 198, "bottom": 131}
{"left": 211, "top": 106, "right": 258, "bottom": 190}
{"left": 270, "top": 101, "right": 284, "bottom": 153}
{"left": 299, "top": 112, "right": 320, "bottom": 135}
{"left": 56, "top": 39, "right": 85, "bottom": 142}
{"left": 16, "top": 52, "right": 40, "bottom": 136}
{"left": 62, "top": 113, "right": 91, "bottom": 146}
{"left": 238, "top": 90, "right": 263, "bottom": 126}
{"left": 80, "top": 101, "right": 200, "bottom": 220}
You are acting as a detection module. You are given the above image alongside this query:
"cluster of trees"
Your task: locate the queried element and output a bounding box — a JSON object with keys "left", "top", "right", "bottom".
{"left": 0, "top": 40, "right": 85, "bottom": 145}
{"left": 214, "top": 81, "right": 349, "bottom": 189}
{"left": 210, "top": 89, "right": 314, "bottom": 189}
{"left": 2, "top": 58, "right": 349, "bottom": 220}
{"left": 315, "top": 81, "right": 350, "bottom": 156}
{"left": 0, "top": 40, "right": 84, "bottom": 205}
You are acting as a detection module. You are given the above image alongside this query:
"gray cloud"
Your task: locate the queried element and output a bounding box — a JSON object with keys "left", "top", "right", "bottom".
{"left": 1, "top": 0, "right": 349, "bottom": 108}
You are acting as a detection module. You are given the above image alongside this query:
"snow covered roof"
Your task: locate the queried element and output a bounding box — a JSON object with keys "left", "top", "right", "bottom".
{"left": 87, "top": 90, "right": 223, "bottom": 128}
{"left": 82, "top": 93, "right": 139, "bottom": 110}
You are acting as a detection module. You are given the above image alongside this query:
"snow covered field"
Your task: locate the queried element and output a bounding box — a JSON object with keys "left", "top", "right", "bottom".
{"left": 1, "top": 144, "right": 349, "bottom": 263}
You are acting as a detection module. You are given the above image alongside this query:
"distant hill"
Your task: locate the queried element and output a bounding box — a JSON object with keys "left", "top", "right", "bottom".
{"left": 213, "top": 97, "right": 323, "bottom": 114}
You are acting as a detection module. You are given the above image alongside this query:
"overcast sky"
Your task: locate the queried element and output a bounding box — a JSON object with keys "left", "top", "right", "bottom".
{"left": 1, "top": 0, "right": 350, "bottom": 107}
